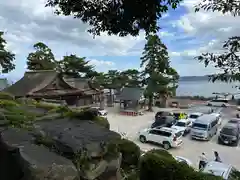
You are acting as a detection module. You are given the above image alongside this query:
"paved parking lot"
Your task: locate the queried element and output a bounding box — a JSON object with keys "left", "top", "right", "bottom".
{"left": 107, "top": 106, "right": 240, "bottom": 169}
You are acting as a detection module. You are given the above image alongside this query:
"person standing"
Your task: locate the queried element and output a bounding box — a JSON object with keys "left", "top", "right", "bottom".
{"left": 199, "top": 152, "right": 208, "bottom": 170}
{"left": 214, "top": 151, "right": 222, "bottom": 162}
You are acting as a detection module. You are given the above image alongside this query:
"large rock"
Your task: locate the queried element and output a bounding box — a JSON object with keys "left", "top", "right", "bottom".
{"left": 33, "top": 118, "right": 122, "bottom": 179}
{"left": 0, "top": 128, "right": 78, "bottom": 180}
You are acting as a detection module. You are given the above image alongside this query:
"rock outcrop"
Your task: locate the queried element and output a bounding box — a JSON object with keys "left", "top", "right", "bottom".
{"left": 0, "top": 118, "right": 122, "bottom": 180}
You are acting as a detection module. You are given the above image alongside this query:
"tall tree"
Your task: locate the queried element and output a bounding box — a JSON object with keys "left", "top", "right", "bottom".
{"left": 45, "top": 0, "right": 182, "bottom": 37}
{"left": 59, "top": 54, "right": 93, "bottom": 78}
{"left": 27, "top": 42, "right": 57, "bottom": 70}
{"left": 0, "top": 31, "right": 15, "bottom": 73}
{"left": 140, "top": 34, "right": 178, "bottom": 110}
{"left": 195, "top": 1, "right": 240, "bottom": 83}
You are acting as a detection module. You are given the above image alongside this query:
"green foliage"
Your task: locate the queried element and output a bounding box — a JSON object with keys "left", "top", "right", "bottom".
{"left": 0, "top": 92, "right": 14, "bottom": 100}
{"left": 140, "top": 151, "right": 223, "bottom": 180}
{"left": 65, "top": 108, "right": 110, "bottom": 129}
{"left": 27, "top": 42, "right": 57, "bottom": 70}
{"left": 34, "top": 102, "right": 57, "bottom": 111}
{"left": 0, "top": 31, "right": 15, "bottom": 73}
{"left": 117, "top": 138, "right": 141, "bottom": 170}
{"left": 140, "top": 34, "right": 179, "bottom": 109}
{"left": 194, "top": 1, "right": 240, "bottom": 84}
{"left": 46, "top": 0, "right": 182, "bottom": 37}
{"left": 0, "top": 99, "right": 19, "bottom": 109}
{"left": 93, "top": 116, "right": 110, "bottom": 129}
{"left": 58, "top": 54, "right": 93, "bottom": 78}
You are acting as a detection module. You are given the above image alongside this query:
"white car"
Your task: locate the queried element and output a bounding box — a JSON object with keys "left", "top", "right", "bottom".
{"left": 210, "top": 112, "right": 222, "bottom": 125}
{"left": 188, "top": 112, "right": 203, "bottom": 123}
{"left": 174, "top": 156, "right": 193, "bottom": 167}
{"left": 202, "top": 161, "right": 240, "bottom": 179}
{"left": 207, "top": 99, "right": 230, "bottom": 107}
{"left": 171, "top": 119, "right": 192, "bottom": 135}
{"left": 138, "top": 127, "right": 183, "bottom": 150}
{"left": 91, "top": 107, "right": 108, "bottom": 118}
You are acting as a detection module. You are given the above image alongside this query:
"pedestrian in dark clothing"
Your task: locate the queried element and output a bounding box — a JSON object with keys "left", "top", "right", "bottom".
{"left": 237, "top": 114, "right": 240, "bottom": 118}
{"left": 199, "top": 152, "right": 207, "bottom": 170}
{"left": 214, "top": 151, "right": 222, "bottom": 162}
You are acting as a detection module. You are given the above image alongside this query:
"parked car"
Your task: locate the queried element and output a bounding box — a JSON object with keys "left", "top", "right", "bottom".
{"left": 188, "top": 112, "right": 203, "bottom": 123}
{"left": 170, "top": 101, "right": 179, "bottom": 108}
{"left": 90, "top": 107, "right": 108, "bottom": 118}
{"left": 207, "top": 98, "right": 230, "bottom": 107}
{"left": 218, "top": 123, "right": 240, "bottom": 146}
{"left": 155, "top": 111, "right": 174, "bottom": 121}
{"left": 171, "top": 119, "right": 192, "bottom": 135}
{"left": 191, "top": 114, "right": 219, "bottom": 140}
{"left": 151, "top": 116, "right": 177, "bottom": 128}
{"left": 138, "top": 127, "right": 183, "bottom": 149}
{"left": 174, "top": 156, "right": 193, "bottom": 167}
{"left": 210, "top": 112, "right": 222, "bottom": 125}
{"left": 202, "top": 161, "right": 240, "bottom": 180}
{"left": 228, "top": 118, "right": 240, "bottom": 126}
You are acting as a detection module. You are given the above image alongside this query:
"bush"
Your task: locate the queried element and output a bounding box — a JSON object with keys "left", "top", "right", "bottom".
{"left": 0, "top": 100, "right": 19, "bottom": 109}
{"left": 140, "top": 151, "right": 223, "bottom": 180}
{"left": 93, "top": 116, "right": 110, "bottom": 129}
{"left": 117, "top": 139, "right": 141, "bottom": 170}
{"left": 0, "top": 92, "right": 14, "bottom": 100}
{"left": 145, "top": 149, "right": 174, "bottom": 160}
{"left": 34, "top": 102, "right": 57, "bottom": 111}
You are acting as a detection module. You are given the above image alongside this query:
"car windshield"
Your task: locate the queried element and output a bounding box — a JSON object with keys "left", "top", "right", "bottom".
{"left": 221, "top": 127, "right": 237, "bottom": 136}
{"left": 175, "top": 132, "right": 182, "bottom": 137}
{"left": 175, "top": 122, "right": 186, "bottom": 127}
{"left": 192, "top": 123, "right": 208, "bottom": 130}
{"left": 211, "top": 99, "right": 228, "bottom": 103}
{"left": 189, "top": 114, "right": 199, "bottom": 119}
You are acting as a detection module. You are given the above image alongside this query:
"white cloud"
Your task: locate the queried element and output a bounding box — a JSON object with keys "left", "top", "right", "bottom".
{"left": 0, "top": 0, "right": 146, "bottom": 58}
{"left": 88, "top": 59, "right": 115, "bottom": 67}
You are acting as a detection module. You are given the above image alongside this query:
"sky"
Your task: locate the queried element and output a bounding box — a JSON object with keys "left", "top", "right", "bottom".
{"left": 0, "top": 0, "right": 239, "bottom": 82}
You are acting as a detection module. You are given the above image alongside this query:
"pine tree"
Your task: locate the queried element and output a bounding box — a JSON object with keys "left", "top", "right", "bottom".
{"left": 140, "top": 34, "right": 179, "bottom": 110}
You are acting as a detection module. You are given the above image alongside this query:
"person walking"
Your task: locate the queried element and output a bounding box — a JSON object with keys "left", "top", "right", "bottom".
{"left": 199, "top": 152, "right": 208, "bottom": 170}
{"left": 214, "top": 151, "right": 222, "bottom": 162}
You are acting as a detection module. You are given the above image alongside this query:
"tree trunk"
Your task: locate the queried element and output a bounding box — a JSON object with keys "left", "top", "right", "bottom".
{"left": 100, "top": 92, "right": 105, "bottom": 109}
{"left": 161, "top": 96, "right": 168, "bottom": 108}
{"left": 148, "top": 95, "right": 153, "bottom": 111}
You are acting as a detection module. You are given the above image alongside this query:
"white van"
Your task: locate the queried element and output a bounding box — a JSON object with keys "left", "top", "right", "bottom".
{"left": 191, "top": 114, "right": 219, "bottom": 140}
{"left": 207, "top": 99, "right": 229, "bottom": 107}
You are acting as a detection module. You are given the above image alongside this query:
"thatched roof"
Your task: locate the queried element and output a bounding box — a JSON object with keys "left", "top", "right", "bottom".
{"left": 3, "top": 70, "right": 60, "bottom": 97}
{"left": 3, "top": 71, "right": 101, "bottom": 97}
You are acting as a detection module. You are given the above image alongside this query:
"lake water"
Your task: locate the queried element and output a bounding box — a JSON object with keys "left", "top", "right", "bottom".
{"left": 177, "top": 80, "right": 240, "bottom": 97}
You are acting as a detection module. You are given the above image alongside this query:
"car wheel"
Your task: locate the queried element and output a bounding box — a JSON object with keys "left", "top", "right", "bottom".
{"left": 207, "top": 103, "right": 212, "bottom": 106}
{"left": 221, "top": 104, "right": 226, "bottom": 107}
{"left": 163, "top": 142, "right": 171, "bottom": 150}
{"left": 139, "top": 135, "right": 146, "bottom": 143}
{"left": 218, "top": 138, "right": 222, "bottom": 144}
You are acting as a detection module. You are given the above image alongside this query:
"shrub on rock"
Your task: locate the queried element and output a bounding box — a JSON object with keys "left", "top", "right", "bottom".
{"left": 117, "top": 139, "right": 141, "bottom": 170}
{"left": 140, "top": 151, "right": 223, "bottom": 180}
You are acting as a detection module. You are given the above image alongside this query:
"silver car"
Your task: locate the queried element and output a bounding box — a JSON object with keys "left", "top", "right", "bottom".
{"left": 202, "top": 161, "right": 240, "bottom": 180}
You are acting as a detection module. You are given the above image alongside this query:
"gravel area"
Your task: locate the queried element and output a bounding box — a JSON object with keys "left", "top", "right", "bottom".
{"left": 106, "top": 105, "right": 240, "bottom": 169}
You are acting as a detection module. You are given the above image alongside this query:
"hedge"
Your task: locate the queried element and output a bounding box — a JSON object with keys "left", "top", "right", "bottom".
{"left": 117, "top": 139, "right": 141, "bottom": 170}
{"left": 140, "top": 150, "right": 223, "bottom": 180}
{"left": 0, "top": 92, "right": 14, "bottom": 100}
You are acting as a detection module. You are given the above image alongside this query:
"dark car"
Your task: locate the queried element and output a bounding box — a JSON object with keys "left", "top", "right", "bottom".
{"left": 155, "top": 111, "right": 173, "bottom": 121}
{"left": 228, "top": 118, "right": 240, "bottom": 125}
{"left": 151, "top": 116, "right": 176, "bottom": 128}
{"left": 218, "top": 123, "right": 240, "bottom": 146}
